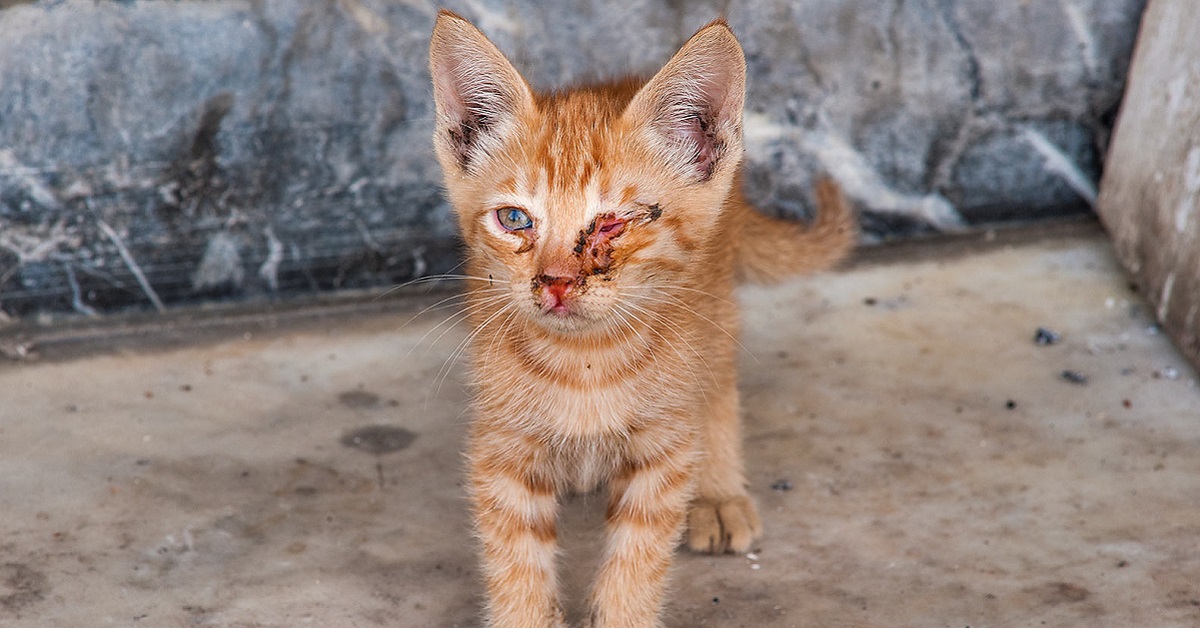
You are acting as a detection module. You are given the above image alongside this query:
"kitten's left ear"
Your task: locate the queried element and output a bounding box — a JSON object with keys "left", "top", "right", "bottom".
{"left": 623, "top": 20, "right": 747, "bottom": 183}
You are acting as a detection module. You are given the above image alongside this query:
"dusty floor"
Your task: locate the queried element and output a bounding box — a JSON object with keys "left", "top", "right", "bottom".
{"left": 1, "top": 224, "right": 1198, "bottom": 628}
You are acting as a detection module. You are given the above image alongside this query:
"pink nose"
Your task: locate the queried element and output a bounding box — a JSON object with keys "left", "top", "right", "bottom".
{"left": 537, "top": 274, "right": 575, "bottom": 310}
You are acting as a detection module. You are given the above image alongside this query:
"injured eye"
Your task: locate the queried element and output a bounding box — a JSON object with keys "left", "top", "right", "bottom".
{"left": 496, "top": 207, "right": 533, "bottom": 231}
{"left": 597, "top": 218, "right": 626, "bottom": 236}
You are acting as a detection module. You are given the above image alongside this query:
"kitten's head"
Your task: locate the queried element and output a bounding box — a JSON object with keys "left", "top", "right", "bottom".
{"left": 429, "top": 11, "right": 746, "bottom": 335}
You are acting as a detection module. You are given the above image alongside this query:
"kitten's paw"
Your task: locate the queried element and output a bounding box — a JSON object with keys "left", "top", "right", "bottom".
{"left": 685, "top": 494, "right": 763, "bottom": 554}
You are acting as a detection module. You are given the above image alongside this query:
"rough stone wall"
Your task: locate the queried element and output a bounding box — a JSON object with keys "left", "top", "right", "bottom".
{"left": 0, "top": 0, "right": 1145, "bottom": 317}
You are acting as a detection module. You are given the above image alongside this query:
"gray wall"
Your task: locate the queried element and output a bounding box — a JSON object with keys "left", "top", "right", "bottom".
{"left": 0, "top": 0, "right": 1145, "bottom": 317}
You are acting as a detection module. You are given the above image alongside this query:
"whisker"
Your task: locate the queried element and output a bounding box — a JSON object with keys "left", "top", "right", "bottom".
{"left": 439, "top": 298, "right": 515, "bottom": 380}
{"left": 433, "top": 300, "right": 518, "bottom": 401}
{"left": 483, "top": 305, "right": 523, "bottom": 367}
{"left": 422, "top": 292, "right": 511, "bottom": 354}
{"left": 608, "top": 303, "right": 650, "bottom": 350}
{"left": 613, "top": 301, "right": 711, "bottom": 408}
{"left": 373, "top": 270, "right": 513, "bottom": 302}
{"left": 608, "top": 304, "right": 682, "bottom": 408}
{"left": 628, "top": 288, "right": 759, "bottom": 363}
{"left": 393, "top": 287, "right": 509, "bottom": 335}
{"left": 372, "top": 261, "right": 467, "bottom": 301}
{"left": 406, "top": 291, "right": 510, "bottom": 362}
{"left": 616, "top": 299, "right": 715, "bottom": 381}
{"left": 621, "top": 283, "right": 738, "bottom": 308}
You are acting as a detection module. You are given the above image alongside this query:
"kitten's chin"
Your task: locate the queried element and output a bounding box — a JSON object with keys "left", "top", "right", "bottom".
{"left": 531, "top": 306, "right": 603, "bottom": 335}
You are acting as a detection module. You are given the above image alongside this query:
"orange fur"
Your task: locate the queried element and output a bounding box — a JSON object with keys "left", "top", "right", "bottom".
{"left": 429, "top": 11, "right": 855, "bottom": 627}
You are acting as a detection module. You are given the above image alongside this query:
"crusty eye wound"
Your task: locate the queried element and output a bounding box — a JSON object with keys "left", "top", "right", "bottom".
{"left": 570, "top": 213, "right": 621, "bottom": 276}
{"left": 571, "top": 203, "right": 663, "bottom": 275}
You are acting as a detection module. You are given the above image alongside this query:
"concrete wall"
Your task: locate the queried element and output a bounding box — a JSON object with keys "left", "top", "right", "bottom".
{"left": 1097, "top": 0, "right": 1200, "bottom": 369}
{"left": 0, "top": 0, "right": 1146, "bottom": 317}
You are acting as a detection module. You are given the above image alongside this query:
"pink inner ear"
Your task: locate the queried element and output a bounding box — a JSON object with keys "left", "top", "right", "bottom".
{"left": 671, "top": 114, "right": 722, "bottom": 182}
{"left": 627, "top": 23, "right": 745, "bottom": 182}
{"left": 432, "top": 58, "right": 498, "bottom": 168}
{"left": 430, "top": 21, "right": 533, "bottom": 171}
{"left": 643, "top": 64, "right": 735, "bottom": 182}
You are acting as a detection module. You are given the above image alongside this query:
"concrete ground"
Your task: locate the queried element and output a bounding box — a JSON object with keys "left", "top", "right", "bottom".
{"left": 1, "top": 221, "right": 1198, "bottom": 628}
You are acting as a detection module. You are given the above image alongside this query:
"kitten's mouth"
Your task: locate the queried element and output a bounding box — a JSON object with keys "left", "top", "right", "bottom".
{"left": 533, "top": 299, "right": 592, "bottom": 333}
{"left": 545, "top": 302, "right": 574, "bottom": 317}
{"left": 532, "top": 286, "right": 595, "bottom": 330}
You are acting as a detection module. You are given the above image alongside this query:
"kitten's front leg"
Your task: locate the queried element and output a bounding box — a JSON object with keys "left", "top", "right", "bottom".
{"left": 587, "top": 444, "right": 694, "bottom": 628}
{"left": 685, "top": 378, "right": 763, "bottom": 554}
{"left": 469, "top": 433, "right": 565, "bottom": 628}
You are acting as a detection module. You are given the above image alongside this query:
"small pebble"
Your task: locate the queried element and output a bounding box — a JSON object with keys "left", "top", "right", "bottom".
{"left": 770, "top": 479, "right": 793, "bottom": 492}
{"left": 1034, "top": 327, "right": 1061, "bottom": 346}
{"left": 1122, "top": 399, "right": 1132, "bottom": 409}
{"left": 1153, "top": 367, "right": 1180, "bottom": 380}
{"left": 1060, "top": 370, "right": 1088, "bottom": 385}
{"left": 750, "top": 563, "right": 761, "bottom": 570}
{"left": 1004, "top": 400, "right": 1016, "bottom": 410}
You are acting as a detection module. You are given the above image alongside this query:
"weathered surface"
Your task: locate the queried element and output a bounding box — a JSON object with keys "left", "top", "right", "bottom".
{"left": 0, "top": 0, "right": 457, "bottom": 318}
{"left": 0, "top": 0, "right": 1145, "bottom": 317}
{"left": 1096, "top": 1, "right": 1200, "bottom": 370}
{"left": 734, "top": 0, "right": 1143, "bottom": 233}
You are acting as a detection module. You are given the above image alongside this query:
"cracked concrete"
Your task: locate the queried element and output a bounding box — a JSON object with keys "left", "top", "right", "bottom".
{"left": 1, "top": 222, "right": 1198, "bottom": 627}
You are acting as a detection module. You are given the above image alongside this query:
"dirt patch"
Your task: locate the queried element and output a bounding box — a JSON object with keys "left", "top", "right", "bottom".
{"left": 341, "top": 425, "right": 417, "bottom": 455}
{"left": 1029, "top": 581, "right": 1092, "bottom": 605}
{"left": 338, "top": 390, "right": 381, "bottom": 409}
{"left": 0, "top": 563, "right": 48, "bottom": 614}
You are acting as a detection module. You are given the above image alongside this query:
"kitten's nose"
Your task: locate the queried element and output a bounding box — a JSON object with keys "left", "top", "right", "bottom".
{"left": 536, "top": 273, "right": 576, "bottom": 311}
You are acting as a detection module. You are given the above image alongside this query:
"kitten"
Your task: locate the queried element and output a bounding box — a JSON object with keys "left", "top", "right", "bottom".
{"left": 429, "top": 11, "right": 855, "bottom": 627}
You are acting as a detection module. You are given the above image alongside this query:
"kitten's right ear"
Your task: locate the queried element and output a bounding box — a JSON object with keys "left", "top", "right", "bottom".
{"left": 429, "top": 11, "right": 534, "bottom": 172}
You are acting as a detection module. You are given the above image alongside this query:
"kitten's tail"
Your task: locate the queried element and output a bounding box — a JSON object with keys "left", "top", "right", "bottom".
{"left": 734, "top": 176, "right": 858, "bottom": 284}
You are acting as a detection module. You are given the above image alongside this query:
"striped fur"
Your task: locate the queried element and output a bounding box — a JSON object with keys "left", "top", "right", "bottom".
{"left": 430, "top": 11, "right": 855, "bottom": 627}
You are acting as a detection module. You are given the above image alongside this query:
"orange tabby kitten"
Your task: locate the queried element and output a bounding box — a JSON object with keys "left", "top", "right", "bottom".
{"left": 429, "top": 11, "right": 855, "bottom": 627}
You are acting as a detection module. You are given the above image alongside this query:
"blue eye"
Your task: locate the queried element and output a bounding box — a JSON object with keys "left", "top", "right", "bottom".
{"left": 496, "top": 207, "right": 533, "bottom": 231}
